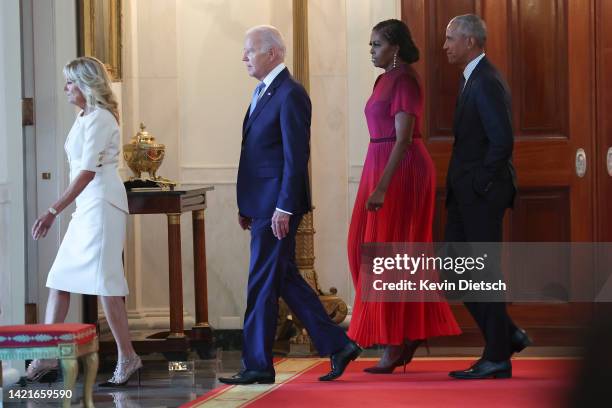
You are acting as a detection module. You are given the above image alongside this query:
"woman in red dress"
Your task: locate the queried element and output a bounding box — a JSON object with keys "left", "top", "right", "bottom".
{"left": 348, "top": 19, "right": 460, "bottom": 373}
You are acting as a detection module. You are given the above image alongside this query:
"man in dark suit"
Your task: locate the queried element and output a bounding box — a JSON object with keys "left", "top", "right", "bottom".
{"left": 443, "top": 14, "right": 531, "bottom": 379}
{"left": 219, "top": 25, "right": 360, "bottom": 385}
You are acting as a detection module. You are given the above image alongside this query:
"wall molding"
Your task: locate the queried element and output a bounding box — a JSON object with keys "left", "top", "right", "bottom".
{"left": 349, "top": 164, "right": 363, "bottom": 183}
{"left": 180, "top": 164, "right": 364, "bottom": 185}
{"left": 180, "top": 165, "right": 237, "bottom": 185}
{"left": 98, "top": 307, "right": 195, "bottom": 332}
{"left": 0, "top": 182, "right": 9, "bottom": 204}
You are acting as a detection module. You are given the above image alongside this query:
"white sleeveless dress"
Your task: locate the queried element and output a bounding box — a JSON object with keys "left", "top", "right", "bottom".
{"left": 46, "top": 108, "right": 129, "bottom": 296}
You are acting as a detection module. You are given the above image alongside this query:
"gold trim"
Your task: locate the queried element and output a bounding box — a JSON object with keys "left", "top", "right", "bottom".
{"left": 168, "top": 213, "right": 181, "bottom": 225}
{"left": 186, "top": 356, "right": 577, "bottom": 407}
{"left": 337, "top": 356, "right": 580, "bottom": 361}
{"left": 60, "top": 359, "right": 79, "bottom": 408}
{"left": 78, "top": 0, "right": 122, "bottom": 81}
{"left": 82, "top": 352, "right": 98, "bottom": 407}
{"left": 77, "top": 337, "right": 100, "bottom": 355}
{"left": 167, "top": 331, "right": 186, "bottom": 339}
{"left": 191, "top": 359, "right": 321, "bottom": 407}
{"left": 292, "top": 0, "right": 310, "bottom": 92}
{"left": 193, "top": 209, "right": 205, "bottom": 221}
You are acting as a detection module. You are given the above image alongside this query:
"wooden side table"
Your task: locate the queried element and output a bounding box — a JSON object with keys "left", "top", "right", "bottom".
{"left": 84, "top": 186, "right": 215, "bottom": 358}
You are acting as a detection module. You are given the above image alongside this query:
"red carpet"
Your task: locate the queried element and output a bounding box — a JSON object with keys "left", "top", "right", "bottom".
{"left": 184, "top": 358, "right": 577, "bottom": 408}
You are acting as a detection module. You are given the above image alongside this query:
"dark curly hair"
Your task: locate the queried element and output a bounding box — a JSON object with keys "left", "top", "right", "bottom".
{"left": 373, "top": 19, "right": 419, "bottom": 64}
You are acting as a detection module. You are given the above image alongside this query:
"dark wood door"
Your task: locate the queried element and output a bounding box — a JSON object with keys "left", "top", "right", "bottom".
{"left": 595, "top": 1, "right": 612, "bottom": 242}
{"left": 594, "top": 0, "right": 612, "bottom": 318}
{"left": 402, "top": 0, "right": 598, "bottom": 346}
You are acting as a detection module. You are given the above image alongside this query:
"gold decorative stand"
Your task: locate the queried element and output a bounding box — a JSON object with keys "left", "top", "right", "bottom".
{"left": 275, "top": 0, "right": 348, "bottom": 354}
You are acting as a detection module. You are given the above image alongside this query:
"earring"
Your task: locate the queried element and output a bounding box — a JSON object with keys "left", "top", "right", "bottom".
{"left": 393, "top": 53, "right": 397, "bottom": 69}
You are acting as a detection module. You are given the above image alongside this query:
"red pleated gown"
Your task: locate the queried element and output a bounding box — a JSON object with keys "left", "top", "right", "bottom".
{"left": 347, "top": 64, "right": 461, "bottom": 347}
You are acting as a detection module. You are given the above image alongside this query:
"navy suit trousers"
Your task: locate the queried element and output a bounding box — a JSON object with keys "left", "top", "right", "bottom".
{"left": 445, "top": 194, "right": 518, "bottom": 361}
{"left": 242, "top": 216, "right": 349, "bottom": 372}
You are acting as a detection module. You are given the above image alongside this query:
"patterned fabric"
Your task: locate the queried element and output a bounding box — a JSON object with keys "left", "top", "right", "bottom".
{"left": 0, "top": 323, "right": 96, "bottom": 348}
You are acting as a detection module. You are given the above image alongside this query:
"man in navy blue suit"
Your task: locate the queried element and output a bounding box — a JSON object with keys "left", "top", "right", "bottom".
{"left": 219, "top": 25, "right": 361, "bottom": 385}
{"left": 443, "top": 15, "right": 531, "bottom": 379}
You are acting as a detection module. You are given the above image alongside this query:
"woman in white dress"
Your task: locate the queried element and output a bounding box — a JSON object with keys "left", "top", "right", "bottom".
{"left": 28, "top": 56, "right": 142, "bottom": 387}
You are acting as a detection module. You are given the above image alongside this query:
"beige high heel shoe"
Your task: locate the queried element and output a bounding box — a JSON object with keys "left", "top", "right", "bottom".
{"left": 98, "top": 355, "right": 143, "bottom": 387}
{"left": 25, "top": 359, "right": 59, "bottom": 383}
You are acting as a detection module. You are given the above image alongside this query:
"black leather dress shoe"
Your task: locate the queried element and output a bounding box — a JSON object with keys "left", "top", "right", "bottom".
{"left": 512, "top": 328, "right": 533, "bottom": 353}
{"left": 319, "top": 340, "right": 362, "bottom": 381}
{"left": 218, "top": 370, "right": 275, "bottom": 385}
{"left": 449, "top": 359, "right": 512, "bottom": 379}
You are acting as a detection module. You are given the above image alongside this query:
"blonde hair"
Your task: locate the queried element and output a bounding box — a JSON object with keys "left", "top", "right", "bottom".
{"left": 63, "top": 56, "right": 120, "bottom": 122}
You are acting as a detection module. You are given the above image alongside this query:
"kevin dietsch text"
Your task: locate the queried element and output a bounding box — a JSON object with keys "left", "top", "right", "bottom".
{"left": 372, "top": 279, "right": 507, "bottom": 292}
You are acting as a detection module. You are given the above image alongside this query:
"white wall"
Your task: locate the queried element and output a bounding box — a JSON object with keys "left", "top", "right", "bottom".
{"left": 1, "top": 0, "right": 410, "bottom": 358}
{"left": 0, "top": 0, "right": 25, "bottom": 326}
{"left": 308, "top": 0, "right": 351, "bottom": 303}
{"left": 29, "top": 0, "right": 80, "bottom": 324}
{"left": 118, "top": 0, "right": 293, "bottom": 330}
{"left": 118, "top": 0, "right": 401, "bottom": 330}
{"left": 346, "top": 0, "right": 402, "bottom": 304}
{"left": 119, "top": 0, "right": 183, "bottom": 328}
{"left": 178, "top": 0, "right": 295, "bottom": 328}
{"left": 0, "top": 0, "right": 25, "bottom": 374}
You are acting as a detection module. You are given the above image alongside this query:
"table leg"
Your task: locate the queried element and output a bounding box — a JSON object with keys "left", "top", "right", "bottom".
{"left": 60, "top": 359, "right": 78, "bottom": 408}
{"left": 167, "top": 213, "right": 185, "bottom": 339}
{"left": 81, "top": 352, "right": 98, "bottom": 407}
{"left": 192, "top": 210, "right": 212, "bottom": 340}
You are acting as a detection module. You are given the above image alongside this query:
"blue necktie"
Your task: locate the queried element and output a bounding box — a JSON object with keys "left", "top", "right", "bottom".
{"left": 249, "top": 82, "right": 266, "bottom": 116}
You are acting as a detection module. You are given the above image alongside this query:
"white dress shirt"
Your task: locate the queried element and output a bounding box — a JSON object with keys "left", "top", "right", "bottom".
{"left": 462, "top": 53, "right": 486, "bottom": 89}
{"left": 260, "top": 62, "right": 286, "bottom": 95}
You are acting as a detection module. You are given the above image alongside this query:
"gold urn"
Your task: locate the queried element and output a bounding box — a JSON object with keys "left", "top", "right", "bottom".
{"left": 123, "top": 123, "right": 176, "bottom": 188}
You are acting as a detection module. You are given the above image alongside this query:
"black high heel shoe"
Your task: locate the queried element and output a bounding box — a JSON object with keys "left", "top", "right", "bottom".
{"left": 363, "top": 340, "right": 424, "bottom": 374}
{"left": 99, "top": 356, "right": 143, "bottom": 387}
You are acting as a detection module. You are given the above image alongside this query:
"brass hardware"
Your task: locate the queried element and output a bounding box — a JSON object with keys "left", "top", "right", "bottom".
{"left": 575, "top": 148, "right": 587, "bottom": 178}
{"left": 22, "top": 98, "right": 34, "bottom": 126}
{"left": 167, "top": 213, "right": 181, "bottom": 225}
{"left": 42, "top": 172, "right": 51, "bottom": 180}
{"left": 193, "top": 209, "right": 205, "bottom": 221}
{"left": 167, "top": 331, "right": 185, "bottom": 339}
{"left": 607, "top": 147, "right": 612, "bottom": 177}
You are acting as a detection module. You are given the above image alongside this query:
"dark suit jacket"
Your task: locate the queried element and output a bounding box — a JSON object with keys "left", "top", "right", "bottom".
{"left": 446, "top": 57, "right": 517, "bottom": 208}
{"left": 237, "top": 68, "right": 312, "bottom": 218}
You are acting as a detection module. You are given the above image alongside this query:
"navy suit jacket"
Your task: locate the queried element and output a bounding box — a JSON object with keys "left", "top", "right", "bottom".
{"left": 446, "top": 57, "right": 517, "bottom": 208}
{"left": 237, "top": 68, "right": 312, "bottom": 218}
